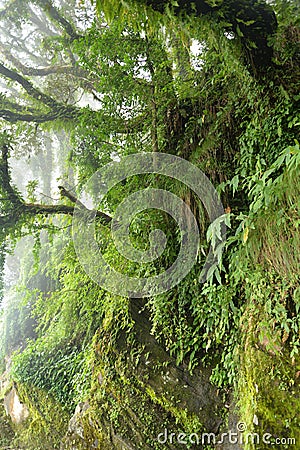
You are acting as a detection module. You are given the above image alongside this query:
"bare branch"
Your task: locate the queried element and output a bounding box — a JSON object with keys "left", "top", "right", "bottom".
{"left": 36, "top": 0, "right": 82, "bottom": 41}
{"left": 0, "top": 61, "right": 63, "bottom": 109}
{"left": 58, "top": 186, "right": 112, "bottom": 224}
{"left": 0, "top": 146, "right": 112, "bottom": 233}
{"left": 28, "top": 4, "right": 58, "bottom": 37}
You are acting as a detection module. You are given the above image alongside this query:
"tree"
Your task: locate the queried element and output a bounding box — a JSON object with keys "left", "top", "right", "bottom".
{"left": 0, "top": 143, "right": 111, "bottom": 238}
{"left": 98, "top": 0, "right": 278, "bottom": 71}
{"left": 0, "top": 0, "right": 299, "bottom": 449}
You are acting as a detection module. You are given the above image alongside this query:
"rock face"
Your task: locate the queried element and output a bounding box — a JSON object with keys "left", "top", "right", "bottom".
{"left": 60, "top": 298, "right": 241, "bottom": 449}
{"left": 0, "top": 299, "right": 243, "bottom": 450}
{"left": 3, "top": 386, "right": 29, "bottom": 424}
{"left": 60, "top": 401, "right": 104, "bottom": 450}
{"left": 0, "top": 356, "right": 12, "bottom": 395}
{"left": 216, "top": 403, "right": 243, "bottom": 450}
{"left": 68, "top": 402, "right": 90, "bottom": 440}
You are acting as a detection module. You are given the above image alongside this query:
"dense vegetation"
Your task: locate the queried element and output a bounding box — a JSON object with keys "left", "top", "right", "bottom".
{"left": 0, "top": 0, "right": 299, "bottom": 448}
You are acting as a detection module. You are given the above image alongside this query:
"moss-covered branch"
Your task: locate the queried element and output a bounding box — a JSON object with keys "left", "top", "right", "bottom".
{"left": 0, "top": 146, "right": 112, "bottom": 233}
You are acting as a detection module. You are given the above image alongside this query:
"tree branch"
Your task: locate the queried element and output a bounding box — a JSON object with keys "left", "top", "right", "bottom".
{"left": 0, "top": 145, "right": 22, "bottom": 206}
{"left": 28, "top": 4, "right": 59, "bottom": 37}
{"left": 24, "top": 196, "right": 112, "bottom": 225}
{"left": 58, "top": 186, "right": 112, "bottom": 224}
{"left": 0, "top": 98, "right": 38, "bottom": 114}
{"left": 0, "top": 107, "right": 77, "bottom": 123}
{"left": 36, "top": 0, "right": 82, "bottom": 41}
{"left": 0, "top": 61, "right": 64, "bottom": 110}
{"left": 0, "top": 45, "right": 80, "bottom": 76}
{"left": 0, "top": 146, "right": 112, "bottom": 233}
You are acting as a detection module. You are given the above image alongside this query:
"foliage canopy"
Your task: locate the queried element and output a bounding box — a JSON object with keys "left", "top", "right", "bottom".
{"left": 0, "top": 0, "right": 299, "bottom": 448}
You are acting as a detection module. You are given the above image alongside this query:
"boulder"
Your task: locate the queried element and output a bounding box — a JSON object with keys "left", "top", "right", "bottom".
{"left": 3, "top": 386, "right": 29, "bottom": 424}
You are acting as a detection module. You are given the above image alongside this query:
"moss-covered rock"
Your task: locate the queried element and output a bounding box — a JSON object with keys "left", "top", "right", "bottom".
{"left": 237, "top": 306, "right": 300, "bottom": 450}
{"left": 10, "top": 384, "right": 69, "bottom": 450}
{"left": 61, "top": 298, "right": 226, "bottom": 449}
{"left": 0, "top": 401, "right": 15, "bottom": 447}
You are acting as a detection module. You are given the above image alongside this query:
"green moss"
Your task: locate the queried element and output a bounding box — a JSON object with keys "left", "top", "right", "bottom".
{"left": 70, "top": 321, "right": 209, "bottom": 450}
{"left": 0, "top": 402, "right": 15, "bottom": 446}
{"left": 145, "top": 385, "right": 204, "bottom": 434}
{"left": 12, "top": 383, "right": 70, "bottom": 450}
{"left": 237, "top": 306, "right": 300, "bottom": 450}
